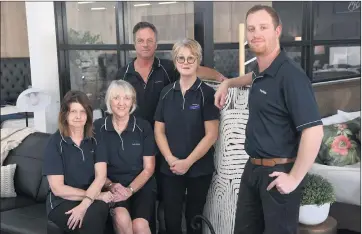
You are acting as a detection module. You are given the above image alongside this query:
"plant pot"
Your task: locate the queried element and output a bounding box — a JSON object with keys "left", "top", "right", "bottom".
{"left": 299, "top": 203, "right": 330, "bottom": 225}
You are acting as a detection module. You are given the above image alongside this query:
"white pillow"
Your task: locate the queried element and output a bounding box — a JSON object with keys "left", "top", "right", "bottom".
{"left": 337, "top": 110, "right": 361, "bottom": 121}
{"left": 321, "top": 113, "right": 347, "bottom": 125}
{"left": 1, "top": 164, "right": 17, "bottom": 198}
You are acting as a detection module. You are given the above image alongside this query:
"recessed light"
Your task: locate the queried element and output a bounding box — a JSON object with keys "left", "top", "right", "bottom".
{"left": 134, "top": 3, "right": 151, "bottom": 7}
{"left": 158, "top": 1, "right": 177, "bottom": 4}
{"left": 77, "top": 1, "right": 93, "bottom": 4}
{"left": 91, "top": 7, "right": 106, "bottom": 11}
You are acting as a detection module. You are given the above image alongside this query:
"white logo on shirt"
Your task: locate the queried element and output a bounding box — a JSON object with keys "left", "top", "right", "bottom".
{"left": 132, "top": 142, "right": 141, "bottom": 146}
{"left": 259, "top": 89, "right": 267, "bottom": 95}
{"left": 155, "top": 80, "right": 163, "bottom": 84}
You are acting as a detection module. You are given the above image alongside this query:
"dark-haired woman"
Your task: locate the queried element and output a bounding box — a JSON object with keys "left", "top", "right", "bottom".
{"left": 43, "top": 90, "right": 112, "bottom": 234}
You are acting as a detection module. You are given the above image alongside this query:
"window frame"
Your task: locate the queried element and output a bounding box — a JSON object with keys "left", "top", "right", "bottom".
{"left": 55, "top": 1, "right": 361, "bottom": 99}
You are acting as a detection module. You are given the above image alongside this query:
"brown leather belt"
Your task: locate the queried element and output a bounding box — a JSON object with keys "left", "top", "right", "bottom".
{"left": 250, "top": 157, "right": 296, "bottom": 167}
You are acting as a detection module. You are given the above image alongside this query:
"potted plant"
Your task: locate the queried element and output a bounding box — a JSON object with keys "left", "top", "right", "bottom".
{"left": 299, "top": 173, "right": 336, "bottom": 225}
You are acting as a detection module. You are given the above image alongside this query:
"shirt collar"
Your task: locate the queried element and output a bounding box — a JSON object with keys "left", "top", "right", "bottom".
{"left": 58, "top": 130, "right": 92, "bottom": 145}
{"left": 174, "top": 78, "right": 202, "bottom": 91}
{"left": 126, "top": 57, "right": 161, "bottom": 75}
{"left": 104, "top": 115, "right": 137, "bottom": 133}
{"left": 253, "top": 48, "right": 289, "bottom": 78}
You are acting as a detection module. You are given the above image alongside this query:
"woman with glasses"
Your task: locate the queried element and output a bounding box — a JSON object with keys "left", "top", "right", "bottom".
{"left": 154, "top": 38, "right": 220, "bottom": 234}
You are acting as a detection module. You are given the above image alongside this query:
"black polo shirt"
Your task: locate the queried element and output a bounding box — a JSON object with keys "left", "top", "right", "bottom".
{"left": 245, "top": 50, "right": 322, "bottom": 159}
{"left": 154, "top": 78, "right": 220, "bottom": 177}
{"left": 42, "top": 130, "right": 103, "bottom": 215}
{"left": 117, "top": 57, "right": 179, "bottom": 125}
{"left": 93, "top": 115, "right": 156, "bottom": 187}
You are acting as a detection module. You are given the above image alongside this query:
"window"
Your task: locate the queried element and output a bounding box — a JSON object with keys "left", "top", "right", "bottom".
{"left": 214, "top": 47, "right": 302, "bottom": 78}
{"left": 313, "top": 1, "right": 361, "bottom": 40}
{"left": 66, "top": 2, "right": 117, "bottom": 44}
{"left": 69, "top": 50, "right": 117, "bottom": 109}
{"left": 125, "top": 2, "right": 194, "bottom": 44}
{"left": 213, "top": 1, "right": 303, "bottom": 43}
{"left": 313, "top": 45, "right": 361, "bottom": 82}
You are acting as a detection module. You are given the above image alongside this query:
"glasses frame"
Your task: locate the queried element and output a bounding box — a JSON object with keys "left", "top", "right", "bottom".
{"left": 176, "top": 56, "right": 198, "bottom": 64}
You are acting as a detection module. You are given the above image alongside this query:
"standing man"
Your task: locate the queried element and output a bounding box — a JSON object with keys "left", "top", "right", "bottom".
{"left": 215, "top": 5, "right": 324, "bottom": 234}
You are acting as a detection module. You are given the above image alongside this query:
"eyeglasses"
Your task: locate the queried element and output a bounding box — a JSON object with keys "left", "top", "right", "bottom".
{"left": 176, "top": 56, "right": 197, "bottom": 64}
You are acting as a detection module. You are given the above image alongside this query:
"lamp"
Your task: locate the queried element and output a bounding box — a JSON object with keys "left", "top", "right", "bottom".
{"left": 16, "top": 87, "right": 51, "bottom": 127}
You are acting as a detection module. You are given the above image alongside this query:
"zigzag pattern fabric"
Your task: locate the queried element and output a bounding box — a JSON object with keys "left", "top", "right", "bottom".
{"left": 203, "top": 81, "right": 250, "bottom": 234}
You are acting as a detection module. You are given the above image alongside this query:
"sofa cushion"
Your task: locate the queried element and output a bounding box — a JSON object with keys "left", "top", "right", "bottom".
{"left": 0, "top": 203, "right": 53, "bottom": 234}
{"left": 0, "top": 196, "right": 36, "bottom": 212}
{"left": 36, "top": 175, "right": 49, "bottom": 202}
{"left": 1, "top": 164, "right": 17, "bottom": 198}
{"left": 317, "top": 117, "right": 361, "bottom": 166}
{"left": 3, "top": 132, "right": 51, "bottom": 200}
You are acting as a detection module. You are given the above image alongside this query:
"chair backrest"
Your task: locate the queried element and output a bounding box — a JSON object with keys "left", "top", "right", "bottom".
{"left": 202, "top": 81, "right": 250, "bottom": 234}
{"left": 3, "top": 132, "right": 51, "bottom": 202}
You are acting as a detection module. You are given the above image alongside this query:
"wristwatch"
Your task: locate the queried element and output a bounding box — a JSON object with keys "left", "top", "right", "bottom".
{"left": 128, "top": 186, "right": 134, "bottom": 195}
{"left": 106, "top": 182, "right": 113, "bottom": 190}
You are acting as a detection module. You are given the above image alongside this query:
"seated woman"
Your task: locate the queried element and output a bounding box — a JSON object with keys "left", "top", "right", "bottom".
{"left": 93, "top": 80, "right": 156, "bottom": 234}
{"left": 43, "top": 90, "right": 113, "bottom": 234}
{"left": 154, "top": 38, "right": 220, "bottom": 234}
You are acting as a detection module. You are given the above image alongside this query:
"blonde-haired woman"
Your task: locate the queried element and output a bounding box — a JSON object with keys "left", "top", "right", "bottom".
{"left": 154, "top": 38, "right": 220, "bottom": 234}
{"left": 94, "top": 80, "right": 156, "bottom": 234}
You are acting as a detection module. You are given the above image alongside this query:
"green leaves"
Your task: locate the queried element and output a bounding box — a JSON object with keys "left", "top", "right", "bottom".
{"left": 301, "top": 173, "right": 336, "bottom": 206}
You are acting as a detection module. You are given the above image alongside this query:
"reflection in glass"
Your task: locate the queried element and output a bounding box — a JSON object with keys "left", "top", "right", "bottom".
{"left": 213, "top": 2, "right": 303, "bottom": 43}
{"left": 313, "top": 1, "right": 361, "bottom": 40}
{"left": 313, "top": 46, "right": 361, "bottom": 81}
{"left": 214, "top": 47, "right": 302, "bottom": 78}
{"left": 66, "top": 2, "right": 117, "bottom": 44}
{"left": 69, "top": 50, "right": 118, "bottom": 109}
{"left": 125, "top": 2, "right": 194, "bottom": 44}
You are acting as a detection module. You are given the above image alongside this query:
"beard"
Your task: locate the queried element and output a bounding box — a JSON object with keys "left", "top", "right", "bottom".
{"left": 249, "top": 43, "right": 267, "bottom": 56}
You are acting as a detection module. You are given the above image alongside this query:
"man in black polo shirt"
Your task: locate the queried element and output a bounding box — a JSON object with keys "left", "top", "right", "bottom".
{"left": 116, "top": 21, "right": 225, "bottom": 126}
{"left": 215, "top": 5, "right": 324, "bottom": 234}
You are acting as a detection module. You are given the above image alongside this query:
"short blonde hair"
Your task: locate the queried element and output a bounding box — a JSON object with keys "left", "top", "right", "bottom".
{"left": 172, "top": 38, "right": 202, "bottom": 66}
{"left": 105, "top": 80, "right": 137, "bottom": 114}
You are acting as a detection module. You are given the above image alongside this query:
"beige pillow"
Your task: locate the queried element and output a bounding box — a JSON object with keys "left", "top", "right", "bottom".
{"left": 1, "top": 164, "right": 17, "bottom": 198}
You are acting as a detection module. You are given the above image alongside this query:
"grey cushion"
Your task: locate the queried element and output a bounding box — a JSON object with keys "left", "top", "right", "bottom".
{"left": 0, "top": 196, "right": 35, "bottom": 212}
{"left": 0, "top": 203, "right": 49, "bottom": 234}
{"left": 3, "top": 132, "right": 51, "bottom": 201}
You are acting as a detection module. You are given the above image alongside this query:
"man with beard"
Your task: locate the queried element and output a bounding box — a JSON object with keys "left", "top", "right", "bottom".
{"left": 215, "top": 5, "right": 324, "bottom": 234}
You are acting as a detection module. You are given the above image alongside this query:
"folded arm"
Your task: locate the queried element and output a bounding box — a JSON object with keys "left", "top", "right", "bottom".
{"left": 48, "top": 162, "right": 107, "bottom": 203}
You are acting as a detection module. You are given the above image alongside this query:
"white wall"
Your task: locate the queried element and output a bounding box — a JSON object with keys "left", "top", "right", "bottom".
{"left": 25, "top": 2, "right": 60, "bottom": 133}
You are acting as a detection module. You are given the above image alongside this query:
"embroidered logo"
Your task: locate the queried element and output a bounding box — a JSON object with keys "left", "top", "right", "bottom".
{"left": 259, "top": 89, "right": 267, "bottom": 95}
{"left": 189, "top": 104, "right": 200, "bottom": 110}
{"left": 132, "top": 142, "right": 141, "bottom": 146}
{"left": 155, "top": 80, "right": 163, "bottom": 84}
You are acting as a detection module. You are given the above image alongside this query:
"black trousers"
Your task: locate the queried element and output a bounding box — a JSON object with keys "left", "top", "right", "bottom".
{"left": 233, "top": 160, "right": 303, "bottom": 234}
{"left": 48, "top": 200, "right": 109, "bottom": 234}
{"left": 162, "top": 174, "right": 213, "bottom": 234}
